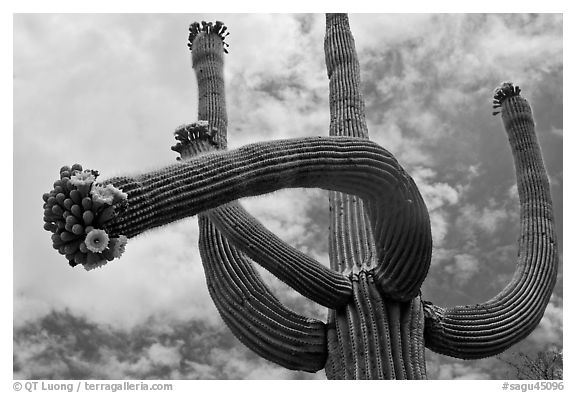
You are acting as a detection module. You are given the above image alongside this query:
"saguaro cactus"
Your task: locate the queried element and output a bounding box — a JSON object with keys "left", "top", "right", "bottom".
{"left": 42, "top": 14, "right": 558, "bottom": 379}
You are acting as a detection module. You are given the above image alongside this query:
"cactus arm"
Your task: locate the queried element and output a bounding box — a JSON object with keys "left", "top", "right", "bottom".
{"left": 199, "top": 214, "right": 327, "bottom": 372}
{"left": 176, "top": 128, "right": 330, "bottom": 371}
{"left": 325, "top": 13, "right": 375, "bottom": 274}
{"left": 187, "top": 26, "right": 329, "bottom": 369}
{"left": 207, "top": 203, "right": 353, "bottom": 308}
{"left": 324, "top": 14, "right": 431, "bottom": 300}
{"left": 324, "top": 13, "right": 369, "bottom": 139}
{"left": 422, "top": 84, "right": 559, "bottom": 359}
{"left": 186, "top": 22, "right": 353, "bottom": 309}
{"left": 96, "top": 137, "right": 422, "bottom": 271}
{"left": 188, "top": 21, "right": 228, "bottom": 148}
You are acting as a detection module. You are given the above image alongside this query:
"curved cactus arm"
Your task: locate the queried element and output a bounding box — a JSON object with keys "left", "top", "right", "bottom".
{"left": 207, "top": 202, "right": 353, "bottom": 309}
{"left": 44, "top": 138, "right": 426, "bottom": 276}
{"left": 100, "top": 137, "right": 422, "bottom": 246}
{"left": 324, "top": 13, "right": 432, "bottom": 300}
{"left": 422, "top": 84, "right": 559, "bottom": 359}
{"left": 75, "top": 138, "right": 426, "bottom": 283}
{"left": 199, "top": 214, "right": 327, "bottom": 372}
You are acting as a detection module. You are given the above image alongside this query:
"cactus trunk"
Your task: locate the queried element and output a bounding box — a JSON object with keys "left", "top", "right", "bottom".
{"left": 325, "top": 275, "right": 426, "bottom": 379}
{"left": 323, "top": 13, "right": 430, "bottom": 379}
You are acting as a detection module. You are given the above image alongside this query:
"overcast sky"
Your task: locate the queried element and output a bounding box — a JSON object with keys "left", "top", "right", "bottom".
{"left": 13, "top": 13, "right": 562, "bottom": 380}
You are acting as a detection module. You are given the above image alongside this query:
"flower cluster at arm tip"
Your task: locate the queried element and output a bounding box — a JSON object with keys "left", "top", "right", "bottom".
{"left": 492, "top": 82, "right": 522, "bottom": 116}
{"left": 188, "top": 21, "right": 230, "bottom": 53}
{"left": 171, "top": 121, "right": 222, "bottom": 159}
{"left": 43, "top": 164, "right": 128, "bottom": 270}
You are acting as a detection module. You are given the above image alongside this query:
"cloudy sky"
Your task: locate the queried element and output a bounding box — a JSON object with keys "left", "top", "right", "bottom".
{"left": 13, "top": 13, "right": 562, "bottom": 380}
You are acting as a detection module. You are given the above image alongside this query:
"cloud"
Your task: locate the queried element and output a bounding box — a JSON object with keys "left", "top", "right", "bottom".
{"left": 13, "top": 311, "right": 322, "bottom": 380}
{"left": 14, "top": 219, "right": 220, "bottom": 329}
{"left": 525, "top": 297, "right": 563, "bottom": 346}
{"left": 409, "top": 167, "right": 461, "bottom": 246}
{"left": 550, "top": 127, "right": 563, "bottom": 138}
{"left": 147, "top": 342, "right": 182, "bottom": 367}
{"left": 444, "top": 253, "right": 480, "bottom": 284}
{"left": 455, "top": 202, "right": 511, "bottom": 242}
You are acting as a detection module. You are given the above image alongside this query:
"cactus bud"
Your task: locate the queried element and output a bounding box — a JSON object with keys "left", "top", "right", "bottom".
{"left": 60, "top": 231, "right": 77, "bottom": 242}
{"left": 66, "top": 215, "right": 78, "bottom": 226}
{"left": 55, "top": 193, "right": 65, "bottom": 204}
{"left": 82, "top": 197, "right": 92, "bottom": 211}
{"left": 79, "top": 241, "right": 89, "bottom": 254}
{"left": 63, "top": 198, "right": 74, "bottom": 211}
{"left": 82, "top": 210, "right": 94, "bottom": 226}
{"left": 70, "top": 190, "right": 82, "bottom": 204}
{"left": 71, "top": 204, "right": 83, "bottom": 218}
{"left": 72, "top": 224, "right": 84, "bottom": 235}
